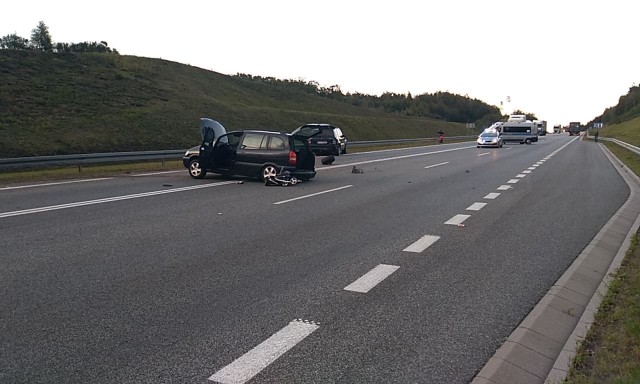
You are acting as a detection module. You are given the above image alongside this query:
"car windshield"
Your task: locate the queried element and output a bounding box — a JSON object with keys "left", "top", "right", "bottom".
{"left": 481, "top": 132, "right": 498, "bottom": 138}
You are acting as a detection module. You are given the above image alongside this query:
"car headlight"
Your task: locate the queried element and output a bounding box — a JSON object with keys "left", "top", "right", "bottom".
{"left": 491, "top": 139, "right": 497, "bottom": 143}
{"left": 477, "top": 138, "right": 482, "bottom": 144}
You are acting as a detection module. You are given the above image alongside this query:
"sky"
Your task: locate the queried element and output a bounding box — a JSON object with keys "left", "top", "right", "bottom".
{"left": 2, "top": 0, "right": 638, "bottom": 128}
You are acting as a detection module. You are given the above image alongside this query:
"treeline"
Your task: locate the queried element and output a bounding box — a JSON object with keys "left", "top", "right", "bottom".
{"left": 233, "top": 73, "right": 503, "bottom": 127}
{"left": 595, "top": 85, "right": 640, "bottom": 125}
{"left": 0, "top": 21, "right": 118, "bottom": 54}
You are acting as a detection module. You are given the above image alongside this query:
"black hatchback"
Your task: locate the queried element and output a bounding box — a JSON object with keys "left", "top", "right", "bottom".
{"left": 291, "top": 124, "right": 347, "bottom": 156}
{"left": 184, "top": 129, "right": 317, "bottom": 181}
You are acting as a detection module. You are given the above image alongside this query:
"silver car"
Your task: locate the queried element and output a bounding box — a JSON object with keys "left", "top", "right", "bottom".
{"left": 477, "top": 131, "right": 503, "bottom": 148}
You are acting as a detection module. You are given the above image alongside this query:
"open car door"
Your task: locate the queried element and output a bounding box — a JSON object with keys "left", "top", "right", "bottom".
{"left": 199, "top": 118, "right": 227, "bottom": 169}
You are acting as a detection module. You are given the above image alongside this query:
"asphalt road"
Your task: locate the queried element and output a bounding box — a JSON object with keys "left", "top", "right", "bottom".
{"left": 0, "top": 135, "right": 629, "bottom": 383}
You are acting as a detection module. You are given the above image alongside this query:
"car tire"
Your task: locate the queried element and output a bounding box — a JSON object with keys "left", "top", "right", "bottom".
{"left": 334, "top": 145, "right": 341, "bottom": 156}
{"left": 525, "top": 138, "right": 532, "bottom": 145}
{"left": 188, "top": 158, "right": 206, "bottom": 179}
{"left": 261, "top": 165, "right": 278, "bottom": 181}
{"left": 341, "top": 146, "right": 347, "bottom": 155}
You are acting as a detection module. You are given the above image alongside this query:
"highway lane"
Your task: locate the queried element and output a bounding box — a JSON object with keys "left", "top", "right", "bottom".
{"left": 0, "top": 135, "right": 629, "bottom": 383}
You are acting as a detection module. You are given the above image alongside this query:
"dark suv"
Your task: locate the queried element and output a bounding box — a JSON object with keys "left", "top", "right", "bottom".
{"left": 291, "top": 124, "right": 347, "bottom": 156}
{"left": 183, "top": 129, "right": 317, "bottom": 181}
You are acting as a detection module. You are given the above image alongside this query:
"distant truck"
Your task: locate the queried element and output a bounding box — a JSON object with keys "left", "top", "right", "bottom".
{"left": 553, "top": 124, "right": 561, "bottom": 133}
{"left": 568, "top": 122, "right": 581, "bottom": 136}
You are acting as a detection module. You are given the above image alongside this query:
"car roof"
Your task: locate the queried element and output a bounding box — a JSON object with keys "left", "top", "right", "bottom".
{"left": 226, "top": 129, "right": 285, "bottom": 135}
{"left": 297, "top": 123, "right": 337, "bottom": 129}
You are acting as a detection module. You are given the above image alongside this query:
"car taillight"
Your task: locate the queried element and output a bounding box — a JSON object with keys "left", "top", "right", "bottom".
{"left": 288, "top": 150, "right": 297, "bottom": 165}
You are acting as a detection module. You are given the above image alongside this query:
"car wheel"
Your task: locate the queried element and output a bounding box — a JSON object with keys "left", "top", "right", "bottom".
{"left": 341, "top": 145, "right": 347, "bottom": 155}
{"left": 525, "top": 138, "right": 532, "bottom": 145}
{"left": 188, "top": 158, "right": 206, "bottom": 179}
{"left": 261, "top": 165, "right": 278, "bottom": 181}
{"left": 334, "top": 145, "right": 341, "bottom": 156}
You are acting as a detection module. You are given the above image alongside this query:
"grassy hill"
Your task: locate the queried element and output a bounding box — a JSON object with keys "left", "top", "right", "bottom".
{"left": 0, "top": 50, "right": 472, "bottom": 158}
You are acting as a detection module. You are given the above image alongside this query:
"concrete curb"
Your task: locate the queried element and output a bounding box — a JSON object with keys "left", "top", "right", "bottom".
{"left": 472, "top": 143, "right": 640, "bottom": 384}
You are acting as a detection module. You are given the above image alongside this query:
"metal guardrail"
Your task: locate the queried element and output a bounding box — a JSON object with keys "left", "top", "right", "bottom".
{"left": 0, "top": 136, "right": 477, "bottom": 171}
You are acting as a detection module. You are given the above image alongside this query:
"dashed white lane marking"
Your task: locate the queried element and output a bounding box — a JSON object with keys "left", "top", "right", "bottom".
{"left": 477, "top": 152, "right": 490, "bottom": 157}
{"left": 528, "top": 167, "right": 536, "bottom": 170}
{"left": 0, "top": 178, "right": 112, "bottom": 191}
{"left": 273, "top": 185, "right": 353, "bottom": 205}
{"left": 445, "top": 214, "right": 471, "bottom": 225}
{"left": 344, "top": 264, "right": 400, "bottom": 293}
{"left": 424, "top": 162, "right": 450, "bottom": 169}
{"left": 484, "top": 192, "right": 501, "bottom": 199}
{"left": 0, "top": 181, "right": 237, "bottom": 219}
{"left": 516, "top": 174, "right": 527, "bottom": 178}
{"left": 466, "top": 202, "right": 487, "bottom": 211}
{"left": 532, "top": 164, "right": 540, "bottom": 167}
{"left": 209, "top": 319, "right": 320, "bottom": 384}
{"left": 497, "top": 185, "right": 511, "bottom": 191}
{"left": 507, "top": 179, "right": 520, "bottom": 184}
{"left": 403, "top": 235, "right": 441, "bottom": 253}
{"left": 522, "top": 170, "right": 532, "bottom": 174}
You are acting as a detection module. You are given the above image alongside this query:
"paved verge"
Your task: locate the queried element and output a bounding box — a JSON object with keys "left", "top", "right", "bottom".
{"left": 472, "top": 143, "right": 640, "bottom": 384}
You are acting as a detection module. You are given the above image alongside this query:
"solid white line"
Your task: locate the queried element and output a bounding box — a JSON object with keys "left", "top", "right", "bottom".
{"left": 131, "top": 170, "right": 183, "bottom": 176}
{"left": 424, "top": 161, "right": 450, "bottom": 169}
{"left": 273, "top": 185, "right": 353, "bottom": 205}
{"left": 403, "top": 234, "right": 440, "bottom": 253}
{"left": 344, "top": 264, "right": 400, "bottom": 293}
{"left": 466, "top": 202, "right": 487, "bottom": 211}
{"left": 508, "top": 179, "right": 520, "bottom": 184}
{"left": 445, "top": 214, "right": 471, "bottom": 225}
{"left": 477, "top": 152, "right": 490, "bottom": 157}
{"left": 317, "top": 146, "right": 476, "bottom": 171}
{"left": 497, "top": 185, "right": 511, "bottom": 191}
{"left": 484, "top": 192, "right": 501, "bottom": 199}
{"left": 0, "top": 181, "right": 237, "bottom": 219}
{"left": 522, "top": 170, "right": 532, "bottom": 174}
{"left": 209, "top": 319, "right": 319, "bottom": 384}
{"left": 0, "top": 177, "right": 113, "bottom": 191}
{"left": 516, "top": 174, "right": 527, "bottom": 178}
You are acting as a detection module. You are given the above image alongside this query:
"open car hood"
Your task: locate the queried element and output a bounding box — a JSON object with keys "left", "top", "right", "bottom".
{"left": 200, "top": 118, "right": 227, "bottom": 140}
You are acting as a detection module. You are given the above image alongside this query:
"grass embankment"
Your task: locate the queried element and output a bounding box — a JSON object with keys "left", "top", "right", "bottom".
{"left": 564, "top": 121, "right": 640, "bottom": 383}
{"left": 0, "top": 50, "right": 471, "bottom": 158}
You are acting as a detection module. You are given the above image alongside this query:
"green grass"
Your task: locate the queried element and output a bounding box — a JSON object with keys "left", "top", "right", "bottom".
{"left": 564, "top": 121, "right": 640, "bottom": 383}
{"left": 0, "top": 50, "right": 471, "bottom": 158}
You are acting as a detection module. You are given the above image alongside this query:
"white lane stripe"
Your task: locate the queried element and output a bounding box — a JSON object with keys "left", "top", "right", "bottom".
{"left": 532, "top": 164, "right": 540, "bottom": 167}
{"left": 445, "top": 214, "right": 471, "bottom": 225}
{"left": 131, "top": 170, "right": 183, "bottom": 176}
{"left": 528, "top": 167, "right": 536, "bottom": 170}
{"left": 317, "top": 145, "right": 476, "bottom": 171}
{"left": 403, "top": 235, "right": 440, "bottom": 253}
{"left": 344, "top": 264, "right": 400, "bottom": 293}
{"left": 424, "top": 161, "right": 450, "bottom": 169}
{"left": 516, "top": 174, "right": 527, "bottom": 178}
{"left": 466, "top": 202, "right": 487, "bottom": 211}
{"left": 497, "top": 185, "right": 511, "bottom": 191}
{"left": 484, "top": 192, "right": 501, "bottom": 199}
{"left": 507, "top": 179, "right": 520, "bottom": 184}
{"left": 477, "top": 152, "right": 490, "bottom": 157}
{"left": 0, "top": 178, "right": 113, "bottom": 191}
{"left": 273, "top": 185, "right": 353, "bottom": 205}
{"left": 0, "top": 181, "right": 237, "bottom": 219}
{"left": 522, "top": 170, "right": 532, "bottom": 174}
{"left": 209, "top": 319, "right": 319, "bottom": 384}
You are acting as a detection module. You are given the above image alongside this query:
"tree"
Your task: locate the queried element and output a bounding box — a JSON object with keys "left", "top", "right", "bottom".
{"left": 30, "top": 21, "right": 53, "bottom": 51}
{"left": 0, "top": 33, "right": 30, "bottom": 50}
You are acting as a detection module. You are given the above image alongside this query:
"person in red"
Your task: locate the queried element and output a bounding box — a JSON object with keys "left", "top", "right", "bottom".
{"left": 438, "top": 130, "right": 444, "bottom": 143}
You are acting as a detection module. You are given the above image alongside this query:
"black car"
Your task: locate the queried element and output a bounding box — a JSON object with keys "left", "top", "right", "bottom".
{"left": 183, "top": 128, "right": 317, "bottom": 181}
{"left": 291, "top": 124, "right": 347, "bottom": 156}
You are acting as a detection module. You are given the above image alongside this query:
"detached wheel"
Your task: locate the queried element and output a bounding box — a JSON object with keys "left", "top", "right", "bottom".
{"left": 525, "top": 138, "right": 532, "bottom": 145}
{"left": 188, "top": 158, "right": 206, "bottom": 179}
{"left": 261, "top": 165, "right": 278, "bottom": 181}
